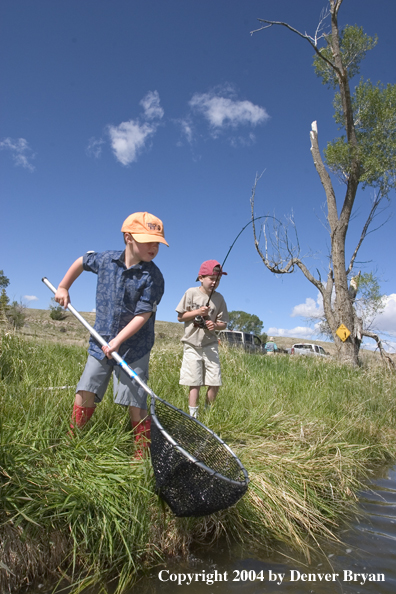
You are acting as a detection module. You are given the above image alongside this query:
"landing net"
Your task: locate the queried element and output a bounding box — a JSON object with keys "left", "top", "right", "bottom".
{"left": 150, "top": 396, "right": 249, "bottom": 517}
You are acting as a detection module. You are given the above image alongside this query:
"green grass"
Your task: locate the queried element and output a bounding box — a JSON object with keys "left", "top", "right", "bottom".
{"left": 1, "top": 333, "right": 396, "bottom": 593}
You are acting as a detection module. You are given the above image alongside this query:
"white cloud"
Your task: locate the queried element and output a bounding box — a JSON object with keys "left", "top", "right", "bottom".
{"left": 140, "top": 90, "right": 164, "bottom": 120}
{"left": 268, "top": 326, "right": 318, "bottom": 339}
{"left": 382, "top": 340, "right": 396, "bottom": 353}
{"left": 189, "top": 90, "right": 269, "bottom": 130}
{"left": 362, "top": 339, "right": 396, "bottom": 353}
{"left": 23, "top": 295, "right": 38, "bottom": 303}
{"left": 86, "top": 137, "right": 104, "bottom": 158}
{"left": 107, "top": 91, "right": 163, "bottom": 165}
{"left": 177, "top": 118, "right": 194, "bottom": 145}
{"left": 291, "top": 294, "right": 324, "bottom": 319}
{"left": 372, "top": 293, "right": 396, "bottom": 336}
{"left": 0, "top": 137, "right": 35, "bottom": 171}
{"left": 108, "top": 121, "right": 157, "bottom": 165}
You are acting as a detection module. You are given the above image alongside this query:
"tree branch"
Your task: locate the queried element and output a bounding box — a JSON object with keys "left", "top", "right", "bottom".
{"left": 250, "top": 173, "right": 325, "bottom": 292}
{"left": 347, "top": 189, "right": 389, "bottom": 274}
{"left": 362, "top": 329, "right": 395, "bottom": 369}
{"left": 310, "top": 121, "right": 341, "bottom": 249}
{"left": 251, "top": 13, "right": 341, "bottom": 77}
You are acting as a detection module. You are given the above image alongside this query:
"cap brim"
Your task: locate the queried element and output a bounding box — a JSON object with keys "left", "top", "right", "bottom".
{"left": 131, "top": 233, "right": 169, "bottom": 246}
{"left": 195, "top": 271, "right": 227, "bottom": 282}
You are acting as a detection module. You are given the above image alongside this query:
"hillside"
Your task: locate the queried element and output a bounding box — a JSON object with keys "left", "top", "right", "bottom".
{"left": 8, "top": 307, "right": 337, "bottom": 352}
{"left": 5, "top": 308, "right": 384, "bottom": 363}
{"left": 11, "top": 308, "right": 184, "bottom": 348}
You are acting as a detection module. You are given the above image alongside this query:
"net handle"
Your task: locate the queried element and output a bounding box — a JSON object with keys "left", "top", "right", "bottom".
{"left": 42, "top": 277, "right": 156, "bottom": 399}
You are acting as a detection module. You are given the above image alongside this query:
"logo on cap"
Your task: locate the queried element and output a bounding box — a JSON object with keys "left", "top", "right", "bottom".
{"left": 121, "top": 212, "right": 169, "bottom": 246}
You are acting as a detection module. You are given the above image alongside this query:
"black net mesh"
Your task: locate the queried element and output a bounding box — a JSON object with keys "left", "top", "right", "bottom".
{"left": 150, "top": 398, "right": 248, "bottom": 517}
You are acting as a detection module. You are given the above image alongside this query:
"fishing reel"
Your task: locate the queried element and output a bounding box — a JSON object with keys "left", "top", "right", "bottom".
{"left": 193, "top": 315, "right": 207, "bottom": 329}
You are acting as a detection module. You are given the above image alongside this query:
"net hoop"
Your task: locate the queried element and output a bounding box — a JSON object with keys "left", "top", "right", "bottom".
{"left": 150, "top": 394, "right": 249, "bottom": 488}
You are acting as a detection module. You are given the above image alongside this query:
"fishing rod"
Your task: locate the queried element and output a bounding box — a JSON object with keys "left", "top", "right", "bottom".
{"left": 193, "top": 215, "right": 272, "bottom": 329}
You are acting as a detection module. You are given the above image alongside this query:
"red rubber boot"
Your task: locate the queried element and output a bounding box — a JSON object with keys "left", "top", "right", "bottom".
{"left": 132, "top": 417, "right": 151, "bottom": 460}
{"left": 69, "top": 404, "right": 95, "bottom": 436}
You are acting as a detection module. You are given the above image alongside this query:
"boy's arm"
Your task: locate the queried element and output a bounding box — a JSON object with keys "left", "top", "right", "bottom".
{"left": 177, "top": 306, "right": 210, "bottom": 323}
{"left": 205, "top": 319, "right": 227, "bottom": 331}
{"left": 177, "top": 309, "right": 226, "bottom": 331}
{"left": 205, "top": 296, "right": 228, "bottom": 331}
{"left": 55, "top": 257, "right": 84, "bottom": 308}
{"left": 102, "top": 312, "right": 152, "bottom": 358}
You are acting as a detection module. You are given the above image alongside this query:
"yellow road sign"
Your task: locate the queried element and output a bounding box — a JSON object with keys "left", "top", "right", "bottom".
{"left": 336, "top": 324, "right": 351, "bottom": 342}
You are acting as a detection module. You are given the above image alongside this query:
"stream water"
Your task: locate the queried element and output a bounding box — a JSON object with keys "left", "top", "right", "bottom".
{"left": 132, "top": 464, "right": 396, "bottom": 594}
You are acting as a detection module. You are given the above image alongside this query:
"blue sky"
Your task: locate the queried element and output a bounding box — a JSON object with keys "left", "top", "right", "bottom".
{"left": 1, "top": 0, "right": 395, "bottom": 351}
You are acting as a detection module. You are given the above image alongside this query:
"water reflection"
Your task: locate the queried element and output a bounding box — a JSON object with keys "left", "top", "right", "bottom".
{"left": 135, "top": 466, "right": 396, "bottom": 594}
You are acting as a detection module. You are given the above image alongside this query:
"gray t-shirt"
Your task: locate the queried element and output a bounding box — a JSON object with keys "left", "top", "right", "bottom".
{"left": 175, "top": 286, "right": 229, "bottom": 347}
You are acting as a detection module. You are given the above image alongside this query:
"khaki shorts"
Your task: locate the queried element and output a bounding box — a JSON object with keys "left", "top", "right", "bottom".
{"left": 76, "top": 353, "right": 149, "bottom": 409}
{"left": 179, "top": 343, "right": 222, "bottom": 387}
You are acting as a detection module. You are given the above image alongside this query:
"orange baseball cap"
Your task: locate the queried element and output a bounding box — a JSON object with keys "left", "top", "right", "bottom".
{"left": 121, "top": 212, "right": 169, "bottom": 246}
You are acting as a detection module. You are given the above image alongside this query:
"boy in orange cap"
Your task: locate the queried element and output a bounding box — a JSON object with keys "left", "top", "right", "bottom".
{"left": 55, "top": 212, "right": 168, "bottom": 457}
{"left": 176, "top": 260, "right": 229, "bottom": 418}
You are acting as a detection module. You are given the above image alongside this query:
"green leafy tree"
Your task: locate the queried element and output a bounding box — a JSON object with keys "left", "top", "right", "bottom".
{"left": 49, "top": 297, "right": 67, "bottom": 321}
{"left": 6, "top": 300, "right": 26, "bottom": 329}
{"left": 0, "top": 270, "right": 9, "bottom": 290}
{"left": 0, "top": 270, "right": 10, "bottom": 311}
{"left": 228, "top": 310, "right": 264, "bottom": 335}
{"left": 0, "top": 271, "right": 27, "bottom": 330}
{"left": 353, "top": 272, "right": 385, "bottom": 327}
{"left": 260, "top": 331, "right": 268, "bottom": 345}
{"left": 251, "top": 1, "right": 396, "bottom": 365}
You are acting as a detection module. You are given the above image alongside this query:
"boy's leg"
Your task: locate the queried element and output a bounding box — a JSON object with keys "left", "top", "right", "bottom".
{"left": 202, "top": 344, "right": 221, "bottom": 408}
{"left": 189, "top": 386, "right": 200, "bottom": 407}
{"left": 205, "top": 385, "right": 219, "bottom": 404}
{"left": 71, "top": 355, "right": 112, "bottom": 432}
{"left": 71, "top": 390, "right": 96, "bottom": 430}
{"left": 189, "top": 386, "right": 200, "bottom": 418}
{"left": 129, "top": 407, "right": 151, "bottom": 458}
{"left": 179, "top": 344, "right": 204, "bottom": 417}
{"left": 75, "top": 390, "right": 96, "bottom": 407}
{"left": 129, "top": 406, "right": 148, "bottom": 424}
{"left": 113, "top": 354, "right": 151, "bottom": 458}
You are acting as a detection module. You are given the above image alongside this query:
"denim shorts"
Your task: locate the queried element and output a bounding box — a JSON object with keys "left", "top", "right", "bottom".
{"left": 76, "top": 353, "right": 150, "bottom": 409}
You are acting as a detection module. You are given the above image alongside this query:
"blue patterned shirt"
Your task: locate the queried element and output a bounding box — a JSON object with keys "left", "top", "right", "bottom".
{"left": 82, "top": 250, "right": 164, "bottom": 364}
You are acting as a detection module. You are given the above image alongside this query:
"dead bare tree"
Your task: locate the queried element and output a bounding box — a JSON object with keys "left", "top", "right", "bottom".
{"left": 251, "top": 0, "right": 396, "bottom": 366}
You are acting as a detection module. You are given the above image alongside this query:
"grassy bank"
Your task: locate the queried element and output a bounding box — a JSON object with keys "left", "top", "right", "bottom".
{"left": 1, "top": 332, "right": 396, "bottom": 593}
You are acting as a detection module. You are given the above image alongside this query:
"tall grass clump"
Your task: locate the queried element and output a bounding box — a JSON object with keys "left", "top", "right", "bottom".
{"left": 150, "top": 346, "right": 396, "bottom": 559}
{"left": 1, "top": 333, "right": 396, "bottom": 592}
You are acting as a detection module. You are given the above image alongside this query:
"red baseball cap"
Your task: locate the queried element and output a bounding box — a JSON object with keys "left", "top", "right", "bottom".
{"left": 196, "top": 260, "right": 227, "bottom": 281}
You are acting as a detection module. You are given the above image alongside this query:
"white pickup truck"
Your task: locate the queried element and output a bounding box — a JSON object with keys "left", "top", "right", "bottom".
{"left": 289, "top": 343, "right": 328, "bottom": 357}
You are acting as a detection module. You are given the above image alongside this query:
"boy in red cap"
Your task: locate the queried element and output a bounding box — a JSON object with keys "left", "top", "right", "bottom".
{"left": 55, "top": 212, "right": 168, "bottom": 458}
{"left": 175, "top": 260, "right": 229, "bottom": 418}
